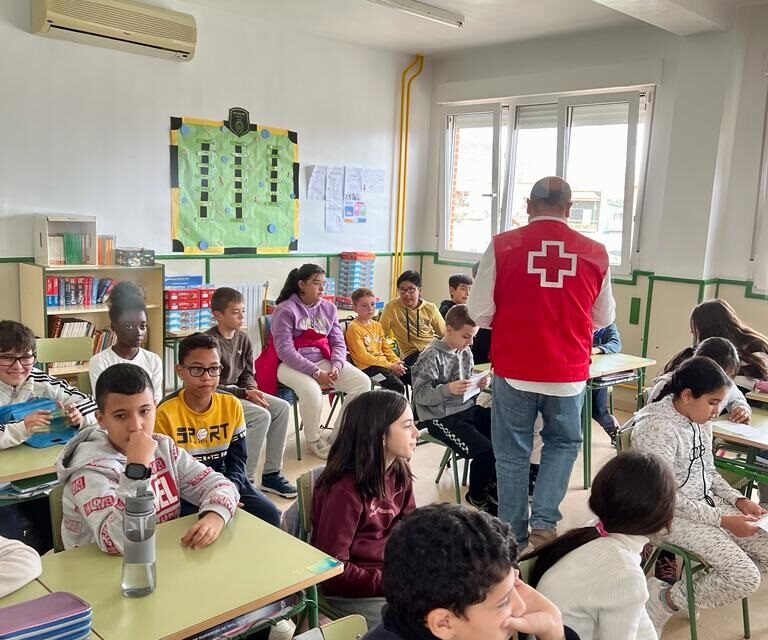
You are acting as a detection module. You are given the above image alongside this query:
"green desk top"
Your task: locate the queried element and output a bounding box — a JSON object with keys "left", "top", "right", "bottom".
{"left": 473, "top": 353, "right": 656, "bottom": 380}
{"left": 0, "top": 444, "right": 63, "bottom": 483}
{"left": 714, "top": 408, "right": 768, "bottom": 449}
{"left": 37, "top": 511, "right": 342, "bottom": 640}
{"left": 0, "top": 579, "right": 50, "bottom": 609}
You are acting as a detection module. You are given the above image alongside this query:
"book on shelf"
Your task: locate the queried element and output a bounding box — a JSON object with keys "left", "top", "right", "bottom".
{"left": 46, "top": 319, "right": 118, "bottom": 373}
{"left": 46, "top": 276, "right": 116, "bottom": 307}
{"left": 47, "top": 232, "right": 92, "bottom": 265}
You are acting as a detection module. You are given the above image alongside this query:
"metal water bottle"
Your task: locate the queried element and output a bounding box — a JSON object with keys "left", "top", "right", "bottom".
{"left": 120, "top": 487, "right": 157, "bottom": 597}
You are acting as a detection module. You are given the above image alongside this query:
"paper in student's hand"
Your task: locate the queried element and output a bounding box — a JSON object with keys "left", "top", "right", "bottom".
{"left": 371, "top": 373, "right": 387, "bottom": 383}
{"left": 462, "top": 372, "right": 489, "bottom": 403}
{"left": 756, "top": 514, "right": 768, "bottom": 533}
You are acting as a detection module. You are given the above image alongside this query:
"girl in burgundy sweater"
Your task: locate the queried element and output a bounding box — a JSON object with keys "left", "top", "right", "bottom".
{"left": 311, "top": 390, "right": 418, "bottom": 628}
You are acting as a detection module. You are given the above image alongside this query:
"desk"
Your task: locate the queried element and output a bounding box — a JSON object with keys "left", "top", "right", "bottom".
{"left": 582, "top": 354, "right": 656, "bottom": 488}
{"left": 713, "top": 408, "right": 768, "bottom": 450}
{"left": 0, "top": 579, "right": 50, "bottom": 609}
{"left": 0, "top": 444, "right": 63, "bottom": 483}
{"left": 37, "top": 512, "right": 342, "bottom": 640}
{"left": 713, "top": 409, "right": 768, "bottom": 496}
{"left": 747, "top": 390, "right": 768, "bottom": 405}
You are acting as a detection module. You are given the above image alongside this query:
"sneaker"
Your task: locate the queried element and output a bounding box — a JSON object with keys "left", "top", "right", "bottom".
{"left": 655, "top": 552, "right": 679, "bottom": 586}
{"left": 646, "top": 577, "right": 676, "bottom": 636}
{"left": 260, "top": 472, "right": 298, "bottom": 499}
{"left": 528, "top": 527, "right": 557, "bottom": 550}
{"left": 465, "top": 492, "right": 498, "bottom": 517}
{"left": 307, "top": 437, "right": 332, "bottom": 459}
{"left": 269, "top": 618, "right": 296, "bottom": 640}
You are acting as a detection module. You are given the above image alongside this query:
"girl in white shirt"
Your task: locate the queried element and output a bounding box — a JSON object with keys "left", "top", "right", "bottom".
{"left": 524, "top": 452, "right": 676, "bottom": 640}
{"left": 88, "top": 281, "right": 163, "bottom": 404}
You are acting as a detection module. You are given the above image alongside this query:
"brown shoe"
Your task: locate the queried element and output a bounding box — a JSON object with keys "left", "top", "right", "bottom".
{"left": 528, "top": 528, "right": 557, "bottom": 549}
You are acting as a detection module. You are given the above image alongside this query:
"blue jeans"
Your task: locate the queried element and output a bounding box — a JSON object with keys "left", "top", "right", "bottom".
{"left": 491, "top": 376, "right": 584, "bottom": 545}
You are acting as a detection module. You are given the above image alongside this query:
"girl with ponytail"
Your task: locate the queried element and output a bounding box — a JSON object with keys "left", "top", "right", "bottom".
{"left": 256, "top": 264, "right": 370, "bottom": 459}
{"left": 524, "top": 451, "right": 675, "bottom": 640}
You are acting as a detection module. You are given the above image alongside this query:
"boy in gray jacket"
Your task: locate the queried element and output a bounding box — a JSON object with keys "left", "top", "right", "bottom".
{"left": 411, "top": 305, "right": 494, "bottom": 513}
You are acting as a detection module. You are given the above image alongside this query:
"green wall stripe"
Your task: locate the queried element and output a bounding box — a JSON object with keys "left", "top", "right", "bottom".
{"left": 641, "top": 277, "right": 655, "bottom": 358}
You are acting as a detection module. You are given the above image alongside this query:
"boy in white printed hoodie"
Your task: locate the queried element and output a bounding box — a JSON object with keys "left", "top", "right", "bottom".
{"left": 56, "top": 363, "right": 239, "bottom": 554}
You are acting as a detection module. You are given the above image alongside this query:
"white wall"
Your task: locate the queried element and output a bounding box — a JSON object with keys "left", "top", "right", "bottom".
{"left": 421, "top": 11, "right": 768, "bottom": 281}
{"left": 0, "top": 1, "right": 431, "bottom": 256}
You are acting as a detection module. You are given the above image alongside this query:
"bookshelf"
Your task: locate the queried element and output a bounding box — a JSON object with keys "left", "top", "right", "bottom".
{"left": 19, "top": 263, "right": 165, "bottom": 380}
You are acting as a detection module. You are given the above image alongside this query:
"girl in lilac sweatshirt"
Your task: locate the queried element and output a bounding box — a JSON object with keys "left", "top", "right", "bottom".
{"left": 267, "top": 264, "right": 370, "bottom": 459}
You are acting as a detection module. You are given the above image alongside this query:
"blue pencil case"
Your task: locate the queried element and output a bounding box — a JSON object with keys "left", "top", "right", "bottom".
{"left": 0, "top": 591, "right": 92, "bottom": 640}
{"left": 0, "top": 398, "right": 78, "bottom": 448}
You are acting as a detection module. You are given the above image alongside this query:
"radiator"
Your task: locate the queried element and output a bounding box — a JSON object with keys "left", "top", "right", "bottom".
{"left": 220, "top": 281, "right": 268, "bottom": 351}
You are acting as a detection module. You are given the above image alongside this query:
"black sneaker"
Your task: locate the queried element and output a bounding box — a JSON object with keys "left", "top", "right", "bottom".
{"left": 465, "top": 492, "right": 498, "bottom": 517}
{"left": 260, "top": 473, "right": 298, "bottom": 499}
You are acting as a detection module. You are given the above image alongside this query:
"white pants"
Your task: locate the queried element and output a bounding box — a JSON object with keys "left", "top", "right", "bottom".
{"left": 277, "top": 360, "right": 371, "bottom": 442}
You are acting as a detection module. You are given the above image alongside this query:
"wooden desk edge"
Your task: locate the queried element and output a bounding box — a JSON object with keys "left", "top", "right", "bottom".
{"left": 712, "top": 428, "right": 765, "bottom": 449}
{"left": 0, "top": 465, "right": 57, "bottom": 484}
{"left": 157, "top": 564, "right": 344, "bottom": 640}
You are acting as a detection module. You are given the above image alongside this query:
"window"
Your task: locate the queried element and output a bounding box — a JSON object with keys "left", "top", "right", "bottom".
{"left": 440, "top": 90, "right": 652, "bottom": 274}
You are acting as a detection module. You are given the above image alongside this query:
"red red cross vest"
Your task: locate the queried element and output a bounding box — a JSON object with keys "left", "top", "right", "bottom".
{"left": 491, "top": 219, "right": 609, "bottom": 382}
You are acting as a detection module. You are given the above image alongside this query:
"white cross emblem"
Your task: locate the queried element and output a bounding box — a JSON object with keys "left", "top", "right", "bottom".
{"left": 527, "top": 240, "right": 577, "bottom": 288}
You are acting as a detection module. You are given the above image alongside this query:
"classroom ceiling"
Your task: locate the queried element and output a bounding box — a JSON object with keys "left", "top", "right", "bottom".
{"left": 179, "top": 0, "right": 641, "bottom": 54}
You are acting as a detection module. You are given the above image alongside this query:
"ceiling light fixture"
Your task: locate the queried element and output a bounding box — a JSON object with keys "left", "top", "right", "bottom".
{"left": 365, "top": 0, "right": 464, "bottom": 29}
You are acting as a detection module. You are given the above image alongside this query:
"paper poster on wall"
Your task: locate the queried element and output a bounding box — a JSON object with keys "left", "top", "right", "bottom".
{"left": 344, "top": 200, "right": 367, "bottom": 224}
{"left": 307, "top": 165, "right": 327, "bottom": 201}
{"left": 326, "top": 166, "right": 344, "bottom": 201}
{"left": 325, "top": 201, "right": 344, "bottom": 233}
{"left": 170, "top": 107, "right": 299, "bottom": 254}
{"left": 344, "top": 167, "right": 363, "bottom": 200}
{"left": 362, "top": 168, "right": 386, "bottom": 193}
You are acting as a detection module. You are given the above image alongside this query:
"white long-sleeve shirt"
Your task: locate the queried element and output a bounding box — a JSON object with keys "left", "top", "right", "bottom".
{"left": 468, "top": 217, "right": 616, "bottom": 395}
{"left": 0, "top": 536, "right": 42, "bottom": 597}
{"left": 536, "top": 533, "right": 657, "bottom": 640}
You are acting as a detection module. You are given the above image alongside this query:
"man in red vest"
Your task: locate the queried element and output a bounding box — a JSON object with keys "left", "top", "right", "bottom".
{"left": 468, "top": 176, "right": 615, "bottom": 548}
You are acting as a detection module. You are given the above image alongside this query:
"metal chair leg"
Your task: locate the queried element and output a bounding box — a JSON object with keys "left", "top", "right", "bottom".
{"left": 743, "top": 597, "right": 751, "bottom": 639}
{"left": 293, "top": 398, "right": 302, "bottom": 461}
{"left": 682, "top": 554, "right": 698, "bottom": 640}
{"left": 462, "top": 458, "right": 469, "bottom": 486}
{"left": 451, "top": 450, "right": 461, "bottom": 504}
{"left": 435, "top": 448, "right": 452, "bottom": 483}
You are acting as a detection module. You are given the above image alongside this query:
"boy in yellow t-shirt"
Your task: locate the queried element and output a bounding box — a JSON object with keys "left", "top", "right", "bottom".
{"left": 155, "top": 332, "right": 281, "bottom": 528}
{"left": 345, "top": 288, "right": 406, "bottom": 394}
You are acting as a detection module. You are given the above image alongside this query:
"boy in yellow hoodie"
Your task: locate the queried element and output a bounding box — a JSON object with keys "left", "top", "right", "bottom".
{"left": 345, "top": 288, "right": 406, "bottom": 394}
{"left": 380, "top": 271, "right": 445, "bottom": 386}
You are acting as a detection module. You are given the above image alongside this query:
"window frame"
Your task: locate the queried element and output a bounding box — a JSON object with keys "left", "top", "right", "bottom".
{"left": 438, "top": 88, "right": 654, "bottom": 276}
{"left": 437, "top": 103, "right": 503, "bottom": 263}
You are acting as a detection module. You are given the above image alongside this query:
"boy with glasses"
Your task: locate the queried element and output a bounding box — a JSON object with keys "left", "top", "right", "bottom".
{"left": 0, "top": 320, "right": 97, "bottom": 449}
{"left": 155, "top": 332, "right": 281, "bottom": 527}
{"left": 380, "top": 271, "right": 445, "bottom": 385}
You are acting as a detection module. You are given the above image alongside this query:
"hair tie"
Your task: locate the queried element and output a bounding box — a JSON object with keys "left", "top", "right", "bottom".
{"left": 595, "top": 521, "right": 609, "bottom": 537}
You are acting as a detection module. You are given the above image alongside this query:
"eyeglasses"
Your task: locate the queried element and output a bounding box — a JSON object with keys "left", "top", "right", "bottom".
{"left": 181, "top": 365, "right": 223, "bottom": 377}
{"left": 0, "top": 353, "right": 37, "bottom": 367}
{"left": 398, "top": 286, "right": 418, "bottom": 295}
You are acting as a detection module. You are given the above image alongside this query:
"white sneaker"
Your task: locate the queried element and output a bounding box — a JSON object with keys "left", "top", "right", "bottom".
{"left": 307, "top": 437, "right": 332, "bottom": 459}
{"left": 646, "top": 577, "right": 676, "bottom": 636}
{"left": 269, "top": 618, "right": 296, "bottom": 640}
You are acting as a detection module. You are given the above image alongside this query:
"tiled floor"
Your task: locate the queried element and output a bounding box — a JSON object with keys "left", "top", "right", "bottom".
{"left": 260, "top": 406, "right": 767, "bottom": 640}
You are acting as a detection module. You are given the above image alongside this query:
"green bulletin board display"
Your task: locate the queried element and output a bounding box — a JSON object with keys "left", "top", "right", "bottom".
{"left": 170, "top": 108, "right": 299, "bottom": 254}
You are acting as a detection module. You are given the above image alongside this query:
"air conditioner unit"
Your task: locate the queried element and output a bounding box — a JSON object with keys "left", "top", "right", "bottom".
{"left": 31, "top": 0, "right": 197, "bottom": 61}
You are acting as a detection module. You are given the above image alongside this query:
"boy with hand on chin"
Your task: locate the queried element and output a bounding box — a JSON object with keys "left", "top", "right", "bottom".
{"left": 365, "top": 503, "right": 576, "bottom": 640}
{"left": 56, "top": 363, "right": 239, "bottom": 553}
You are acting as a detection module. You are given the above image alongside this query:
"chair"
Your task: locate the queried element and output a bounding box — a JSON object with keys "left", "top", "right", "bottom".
{"left": 617, "top": 417, "right": 752, "bottom": 639}
{"left": 294, "top": 614, "right": 368, "bottom": 640}
{"left": 418, "top": 429, "right": 468, "bottom": 504}
{"left": 48, "top": 483, "right": 65, "bottom": 553}
{"left": 36, "top": 337, "right": 94, "bottom": 393}
{"left": 257, "top": 315, "right": 345, "bottom": 461}
{"left": 296, "top": 468, "right": 345, "bottom": 620}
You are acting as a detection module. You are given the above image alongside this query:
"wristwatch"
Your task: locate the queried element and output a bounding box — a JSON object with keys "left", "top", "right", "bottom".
{"left": 124, "top": 463, "right": 151, "bottom": 480}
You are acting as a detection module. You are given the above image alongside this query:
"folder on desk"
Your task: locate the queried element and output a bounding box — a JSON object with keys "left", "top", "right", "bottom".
{"left": 0, "top": 591, "right": 91, "bottom": 640}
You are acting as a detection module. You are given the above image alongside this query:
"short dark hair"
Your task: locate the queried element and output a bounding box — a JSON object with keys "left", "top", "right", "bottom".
{"left": 523, "top": 451, "right": 676, "bottom": 587}
{"left": 444, "top": 304, "right": 476, "bottom": 331}
{"left": 0, "top": 320, "right": 36, "bottom": 355}
{"left": 351, "top": 288, "right": 375, "bottom": 303}
{"left": 383, "top": 504, "right": 518, "bottom": 622}
{"left": 108, "top": 281, "right": 146, "bottom": 324}
{"left": 95, "top": 363, "right": 154, "bottom": 411}
{"left": 694, "top": 337, "right": 740, "bottom": 375}
{"left": 529, "top": 176, "right": 572, "bottom": 209}
{"left": 317, "top": 390, "right": 412, "bottom": 502}
{"left": 178, "top": 332, "right": 220, "bottom": 364}
{"left": 448, "top": 273, "right": 473, "bottom": 290}
{"left": 396, "top": 270, "right": 421, "bottom": 289}
{"left": 211, "top": 287, "right": 244, "bottom": 314}
{"left": 654, "top": 355, "right": 731, "bottom": 403}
